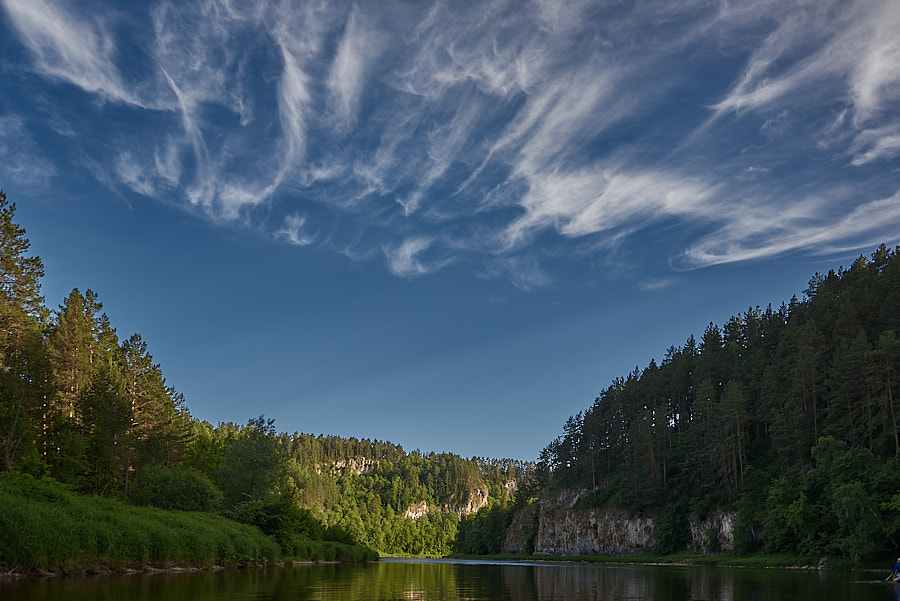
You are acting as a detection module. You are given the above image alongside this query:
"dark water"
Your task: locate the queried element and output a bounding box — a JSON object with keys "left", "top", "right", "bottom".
{"left": 1, "top": 558, "right": 896, "bottom": 600}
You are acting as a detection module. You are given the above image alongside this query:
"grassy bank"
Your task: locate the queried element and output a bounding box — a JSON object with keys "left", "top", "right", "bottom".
{"left": 0, "top": 473, "right": 375, "bottom": 575}
{"left": 0, "top": 473, "right": 280, "bottom": 573}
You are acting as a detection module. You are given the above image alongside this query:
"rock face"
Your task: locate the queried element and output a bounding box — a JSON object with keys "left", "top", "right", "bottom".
{"left": 532, "top": 490, "right": 654, "bottom": 556}
{"left": 452, "top": 487, "right": 490, "bottom": 517}
{"left": 508, "top": 488, "right": 736, "bottom": 556}
{"left": 688, "top": 511, "right": 736, "bottom": 554}
{"left": 404, "top": 487, "right": 491, "bottom": 520}
{"left": 316, "top": 457, "right": 379, "bottom": 476}
{"left": 404, "top": 500, "right": 430, "bottom": 520}
{"left": 502, "top": 503, "right": 538, "bottom": 554}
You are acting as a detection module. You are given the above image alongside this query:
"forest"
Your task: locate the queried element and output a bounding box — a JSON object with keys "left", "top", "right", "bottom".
{"left": 0, "top": 191, "right": 525, "bottom": 568}
{"left": 536, "top": 242, "right": 900, "bottom": 560}
{"left": 3, "top": 185, "right": 900, "bottom": 568}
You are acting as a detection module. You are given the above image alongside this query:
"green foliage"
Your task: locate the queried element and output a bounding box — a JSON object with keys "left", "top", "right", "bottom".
{"left": 217, "top": 416, "right": 288, "bottom": 508}
{"left": 9, "top": 192, "right": 900, "bottom": 563}
{"left": 129, "top": 464, "right": 223, "bottom": 512}
{"left": 455, "top": 499, "right": 515, "bottom": 555}
{"left": 652, "top": 503, "right": 691, "bottom": 555}
{"left": 0, "top": 472, "right": 279, "bottom": 572}
{"left": 732, "top": 468, "right": 769, "bottom": 555}
{"left": 276, "top": 433, "right": 526, "bottom": 556}
{"left": 540, "top": 245, "right": 900, "bottom": 561}
{"left": 761, "top": 437, "right": 898, "bottom": 563}
{"left": 0, "top": 192, "right": 48, "bottom": 473}
{"left": 224, "top": 492, "right": 376, "bottom": 561}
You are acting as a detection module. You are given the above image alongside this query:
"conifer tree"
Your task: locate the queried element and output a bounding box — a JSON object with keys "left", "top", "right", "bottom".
{"left": 0, "top": 191, "right": 48, "bottom": 471}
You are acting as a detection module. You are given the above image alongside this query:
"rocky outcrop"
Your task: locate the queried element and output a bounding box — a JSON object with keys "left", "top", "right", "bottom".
{"left": 404, "top": 486, "right": 491, "bottom": 520}
{"left": 532, "top": 490, "right": 654, "bottom": 556}
{"left": 404, "top": 500, "right": 431, "bottom": 520}
{"left": 516, "top": 488, "right": 736, "bottom": 556}
{"left": 315, "top": 457, "right": 379, "bottom": 476}
{"left": 502, "top": 503, "right": 538, "bottom": 554}
{"left": 689, "top": 511, "right": 736, "bottom": 554}
{"left": 452, "top": 487, "right": 490, "bottom": 517}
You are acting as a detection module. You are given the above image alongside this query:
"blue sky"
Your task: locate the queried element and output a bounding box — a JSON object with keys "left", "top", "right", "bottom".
{"left": 1, "top": 0, "right": 899, "bottom": 461}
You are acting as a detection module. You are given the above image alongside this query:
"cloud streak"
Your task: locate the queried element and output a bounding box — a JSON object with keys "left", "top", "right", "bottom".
{"left": 1, "top": 0, "right": 153, "bottom": 107}
{"left": 2, "top": 0, "right": 899, "bottom": 284}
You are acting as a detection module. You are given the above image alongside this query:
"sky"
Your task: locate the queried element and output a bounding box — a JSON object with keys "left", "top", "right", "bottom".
{"left": 1, "top": 0, "right": 899, "bottom": 462}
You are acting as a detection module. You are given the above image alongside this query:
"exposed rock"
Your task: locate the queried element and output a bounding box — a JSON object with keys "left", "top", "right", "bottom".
{"left": 502, "top": 503, "right": 538, "bottom": 554}
{"left": 532, "top": 489, "right": 654, "bottom": 556}
{"left": 688, "top": 511, "right": 735, "bottom": 554}
{"left": 315, "top": 457, "right": 379, "bottom": 476}
{"left": 403, "top": 487, "right": 491, "bottom": 521}
{"left": 521, "top": 489, "right": 736, "bottom": 557}
{"left": 404, "top": 500, "right": 430, "bottom": 520}
{"left": 452, "top": 487, "right": 490, "bottom": 517}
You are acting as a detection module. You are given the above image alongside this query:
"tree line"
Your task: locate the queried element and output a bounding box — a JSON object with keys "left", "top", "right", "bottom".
{"left": 9, "top": 185, "right": 897, "bottom": 562}
{"left": 537, "top": 243, "right": 900, "bottom": 560}
{"left": 0, "top": 189, "right": 528, "bottom": 557}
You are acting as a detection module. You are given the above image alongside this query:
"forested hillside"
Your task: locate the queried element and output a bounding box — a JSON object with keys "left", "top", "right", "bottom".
{"left": 0, "top": 191, "right": 526, "bottom": 559}
{"left": 538, "top": 244, "right": 900, "bottom": 559}
{"left": 6, "top": 185, "right": 900, "bottom": 564}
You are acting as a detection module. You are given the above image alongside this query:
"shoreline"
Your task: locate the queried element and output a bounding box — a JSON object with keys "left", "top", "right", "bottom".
{"left": 0, "top": 558, "right": 370, "bottom": 581}
{"left": 5, "top": 553, "right": 891, "bottom": 582}
{"left": 445, "top": 552, "right": 892, "bottom": 572}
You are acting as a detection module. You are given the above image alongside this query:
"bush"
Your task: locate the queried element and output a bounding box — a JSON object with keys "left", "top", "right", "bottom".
{"left": 652, "top": 504, "right": 691, "bottom": 555}
{"left": 130, "top": 465, "right": 224, "bottom": 512}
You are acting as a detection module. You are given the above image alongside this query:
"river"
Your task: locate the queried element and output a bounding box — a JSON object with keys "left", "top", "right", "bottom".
{"left": 1, "top": 557, "right": 896, "bottom": 600}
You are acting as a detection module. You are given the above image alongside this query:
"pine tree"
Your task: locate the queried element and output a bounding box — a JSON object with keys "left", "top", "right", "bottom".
{"left": 46, "top": 289, "right": 105, "bottom": 418}
{"left": 0, "top": 191, "right": 48, "bottom": 471}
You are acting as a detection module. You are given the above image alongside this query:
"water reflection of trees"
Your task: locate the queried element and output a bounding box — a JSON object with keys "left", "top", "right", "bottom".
{"left": 0, "top": 561, "right": 871, "bottom": 601}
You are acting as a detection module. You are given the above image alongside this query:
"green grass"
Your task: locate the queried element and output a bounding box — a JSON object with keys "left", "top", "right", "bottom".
{"left": 0, "top": 473, "right": 281, "bottom": 573}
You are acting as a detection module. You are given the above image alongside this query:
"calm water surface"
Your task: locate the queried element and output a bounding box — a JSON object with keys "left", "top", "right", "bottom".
{"left": 1, "top": 558, "right": 896, "bottom": 600}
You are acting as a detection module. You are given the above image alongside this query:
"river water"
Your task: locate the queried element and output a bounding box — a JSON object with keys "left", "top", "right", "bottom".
{"left": 1, "top": 557, "right": 896, "bottom": 600}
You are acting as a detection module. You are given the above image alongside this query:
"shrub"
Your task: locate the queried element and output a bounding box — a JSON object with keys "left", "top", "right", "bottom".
{"left": 130, "top": 465, "right": 224, "bottom": 512}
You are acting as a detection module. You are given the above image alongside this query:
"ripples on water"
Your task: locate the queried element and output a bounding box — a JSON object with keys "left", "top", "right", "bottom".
{"left": 1, "top": 557, "right": 895, "bottom": 600}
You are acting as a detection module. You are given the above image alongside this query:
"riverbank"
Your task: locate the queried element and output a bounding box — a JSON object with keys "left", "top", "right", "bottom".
{"left": 0, "top": 474, "right": 375, "bottom": 578}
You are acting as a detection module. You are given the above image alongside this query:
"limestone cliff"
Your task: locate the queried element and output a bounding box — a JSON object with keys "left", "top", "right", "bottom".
{"left": 504, "top": 488, "right": 735, "bottom": 556}
{"left": 529, "top": 489, "right": 654, "bottom": 555}
{"left": 403, "top": 486, "right": 491, "bottom": 520}
{"left": 688, "top": 511, "right": 736, "bottom": 554}
{"left": 503, "top": 502, "right": 538, "bottom": 554}
{"left": 315, "top": 457, "right": 379, "bottom": 476}
{"left": 404, "top": 500, "right": 430, "bottom": 520}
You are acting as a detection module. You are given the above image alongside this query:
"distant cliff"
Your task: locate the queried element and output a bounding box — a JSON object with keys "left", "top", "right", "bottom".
{"left": 504, "top": 489, "right": 735, "bottom": 556}
{"left": 405, "top": 486, "right": 492, "bottom": 519}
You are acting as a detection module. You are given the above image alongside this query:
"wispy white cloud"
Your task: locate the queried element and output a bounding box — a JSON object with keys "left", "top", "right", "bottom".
{"left": 1, "top": 0, "right": 154, "bottom": 107}
{"left": 502, "top": 168, "right": 716, "bottom": 249}
{"left": 115, "top": 152, "right": 156, "bottom": 197}
{"left": 639, "top": 277, "right": 675, "bottom": 292}
{"left": 3, "top": 0, "right": 899, "bottom": 287}
{"left": 482, "top": 255, "right": 551, "bottom": 292}
{"left": 709, "top": 0, "right": 900, "bottom": 128}
{"left": 849, "top": 124, "right": 900, "bottom": 166}
{"left": 383, "top": 236, "right": 452, "bottom": 277}
{"left": 327, "top": 6, "right": 380, "bottom": 129}
{"left": 681, "top": 190, "right": 900, "bottom": 267}
{"left": 275, "top": 213, "right": 315, "bottom": 246}
{"left": 0, "top": 115, "right": 57, "bottom": 188}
